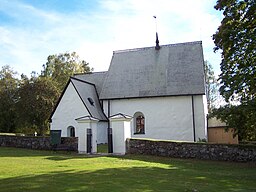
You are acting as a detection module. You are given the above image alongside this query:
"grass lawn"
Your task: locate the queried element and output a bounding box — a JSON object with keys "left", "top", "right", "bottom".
{"left": 0, "top": 147, "right": 256, "bottom": 192}
{"left": 97, "top": 144, "right": 108, "bottom": 153}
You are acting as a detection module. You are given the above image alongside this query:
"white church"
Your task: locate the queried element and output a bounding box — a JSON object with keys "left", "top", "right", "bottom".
{"left": 50, "top": 39, "right": 208, "bottom": 154}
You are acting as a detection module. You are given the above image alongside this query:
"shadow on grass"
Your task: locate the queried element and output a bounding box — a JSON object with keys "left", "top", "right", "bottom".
{"left": 1, "top": 147, "right": 256, "bottom": 191}
{"left": 0, "top": 147, "right": 51, "bottom": 157}
{"left": 0, "top": 146, "right": 108, "bottom": 159}
{"left": 111, "top": 154, "right": 256, "bottom": 169}
{"left": 1, "top": 166, "right": 255, "bottom": 192}
{"left": 2, "top": 146, "right": 256, "bottom": 167}
{"left": 0, "top": 147, "right": 80, "bottom": 159}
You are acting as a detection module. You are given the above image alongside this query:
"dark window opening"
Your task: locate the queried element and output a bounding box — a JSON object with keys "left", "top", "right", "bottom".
{"left": 70, "top": 127, "right": 75, "bottom": 137}
{"left": 87, "top": 97, "right": 94, "bottom": 106}
{"left": 67, "top": 126, "right": 75, "bottom": 137}
{"left": 135, "top": 114, "right": 145, "bottom": 134}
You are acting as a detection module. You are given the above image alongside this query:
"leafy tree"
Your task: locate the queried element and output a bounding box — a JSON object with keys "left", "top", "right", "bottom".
{"left": 0, "top": 65, "right": 19, "bottom": 133}
{"left": 213, "top": 0, "right": 256, "bottom": 102}
{"left": 17, "top": 75, "right": 60, "bottom": 135}
{"left": 211, "top": 0, "right": 256, "bottom": 141}
{"left": 41, "top": 52, "right": 92, "bottom": 90}
{"left": 204, "top": 61, "right": 219, "bottom": 111}
{"left": 211, "top": 100, "right": 256, "bottom": 141}
{"left": 0, "top": 52, "right": 92, "bottom": 135}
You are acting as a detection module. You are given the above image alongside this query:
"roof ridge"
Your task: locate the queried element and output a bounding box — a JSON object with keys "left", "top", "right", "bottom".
{"left": 74, "top": 71, "right": 108, "bottom": 76}
{"left": 114, "top": 41, "right": 202, "bottom": 54}
{"left": 71, "top": 77, "right": 96, "bottom": 87}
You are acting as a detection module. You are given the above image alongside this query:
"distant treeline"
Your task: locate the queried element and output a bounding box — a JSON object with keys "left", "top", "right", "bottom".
{"left": 0, "top": 52, "right": 92, "bottom": 135}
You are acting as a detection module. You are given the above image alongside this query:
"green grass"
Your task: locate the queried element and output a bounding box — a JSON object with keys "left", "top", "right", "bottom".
{"left": 0, "top": 147, "right": 256, "bottom": 192}
{"left": 97, "top": 144, "right": 108, "bottom": 153}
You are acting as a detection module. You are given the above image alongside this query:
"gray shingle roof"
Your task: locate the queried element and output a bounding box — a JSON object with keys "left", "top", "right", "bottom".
{"left": 71, "top": 77, "right": 107, "bottom": 121}
{"left": 74, "top": 72, "right": 107, "bottom": 95}
{"left": 99, "top": 41, "right": 205, "bottom": 99}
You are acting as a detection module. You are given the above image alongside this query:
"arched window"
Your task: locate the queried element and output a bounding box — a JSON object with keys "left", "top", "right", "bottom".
{"left": 67, "top": 126, "right": 75, "bottom": 137}
{"left": 134, "top": 112, "right": 145, "bottom": 134}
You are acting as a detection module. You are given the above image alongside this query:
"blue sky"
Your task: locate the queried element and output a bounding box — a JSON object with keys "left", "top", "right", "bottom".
{"left": 0, "top": 0, "right": 223, "bottom": 76}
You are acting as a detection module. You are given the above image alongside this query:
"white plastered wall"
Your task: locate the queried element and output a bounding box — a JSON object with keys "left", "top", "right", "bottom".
{"left": 76, "top": 119, "right": 98, "bottom": 153}
{"left": 50, "top": 82, "right": 90, "bottom": 137}
{"left": 103, "top": 95, "right": 207, "bottom": 142}
{"left": 193, "top": 95, "right": 208, "bottom": 141}
{"left": 110, "top": 118, "right": 132, "bottom": 154}
{"left": 97, "top": 121, "right": 108, "bottom": 144}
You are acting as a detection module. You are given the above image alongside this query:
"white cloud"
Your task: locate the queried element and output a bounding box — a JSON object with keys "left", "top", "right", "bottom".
{"left": 0, "top": 0, "right": 222, "bottom": 76}
{"left": 93, "top": 0, "right": 222, "bottom": 73}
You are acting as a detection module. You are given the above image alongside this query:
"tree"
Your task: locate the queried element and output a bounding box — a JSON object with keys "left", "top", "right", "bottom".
{"left": 211, "top": 0, "right": 256, "bottom": 141}
{"left": 213, "top": 0, "right": 256, "bottom": 102}
{"left": 41, "top": 52, "right": 92, "bottom": 90}
{"left": 17, "top": 75, "right": 60, "bottom": 135}
{"left": 211, "top": 100, "right": 256, "bottom": 141}
{"left": 0, "top": 52, "right": 92, "bottom": 134}
{"left": 204, "top": 61, "right": 219, "bottom": 111}
{"left": 0, "top": 65, "right": 19, "bottom": 133}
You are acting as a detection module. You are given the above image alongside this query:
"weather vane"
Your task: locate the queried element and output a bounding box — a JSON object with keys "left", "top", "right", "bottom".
{"left": 153, "top": 15, "right": 157, "bottom": 32}
{"left": 153, "top": 16, "right": 160, "bottom": 50}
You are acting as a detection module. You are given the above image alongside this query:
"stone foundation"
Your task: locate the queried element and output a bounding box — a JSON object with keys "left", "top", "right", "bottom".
{"left": 127, "top": 138, "right": 256, "bottom": 162}
{"left": 0, "top": 135, "right": 78, "bottom": 151}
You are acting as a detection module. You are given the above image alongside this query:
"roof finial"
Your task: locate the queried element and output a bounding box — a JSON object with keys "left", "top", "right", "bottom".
{"left": 155, "top": 32, "right": 160, "bottom": 50}
{"left": 153, "top": 16, "right": 160, "bottom": 50}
